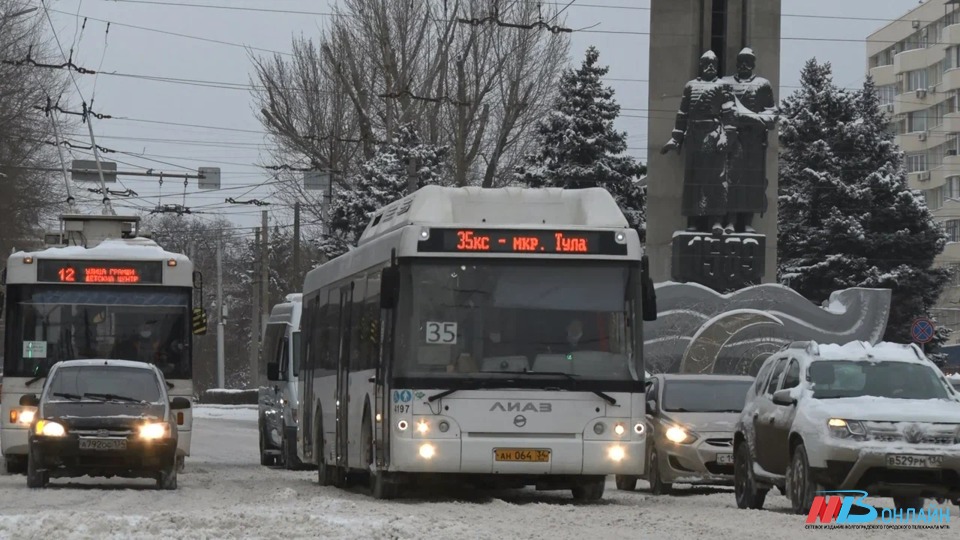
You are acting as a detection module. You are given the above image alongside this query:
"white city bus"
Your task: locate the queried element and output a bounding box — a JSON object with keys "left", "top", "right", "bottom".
{"left": 1, "top": 215, "right": 201, "bottom": 474}
{"left": 298, "top": 186, "right": 657, "bottom": 500}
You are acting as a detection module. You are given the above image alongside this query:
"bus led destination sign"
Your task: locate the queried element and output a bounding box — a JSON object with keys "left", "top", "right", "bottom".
{"left": 36, "top": 260, "right": 164, "bottom": 285}
{"left": 418, "top": 229, "right": 628, "bottom": 255}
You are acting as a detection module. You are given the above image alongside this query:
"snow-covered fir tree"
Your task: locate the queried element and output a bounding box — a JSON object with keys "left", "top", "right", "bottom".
{"left": 515, "top": 46, "right": 646, "bottom": 240}
{"left": 779, "top": 59, "right": 950, "bottom": 344}
{"left": 319, "top": 124, "right": 448, "bottom": 259}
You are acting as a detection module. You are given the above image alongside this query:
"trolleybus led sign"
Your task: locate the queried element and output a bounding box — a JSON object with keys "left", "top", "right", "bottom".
{"left": 417, "top": 229, "right": 627, "bottom": 255}
{"left": 36, "top": 260, "right": 164, "bottom": 284}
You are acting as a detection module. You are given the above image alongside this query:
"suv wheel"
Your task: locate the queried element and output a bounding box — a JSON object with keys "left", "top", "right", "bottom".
{"left": 648, "top": 449, "right": 672, "bottom": 495}
{"left": 894, "top": 497, "right": 925, "bottom": 512}
{"left": 734, "top": 441, "right": 767, "bottom": 510}
{"left": 156, "top": 458, "right": 178, "bottom": 490}
{"left": 615, "top": 475, "right": 638, "bottom": 491}
{"left": 787, "top": 444, "right": 819, "bottom": 514}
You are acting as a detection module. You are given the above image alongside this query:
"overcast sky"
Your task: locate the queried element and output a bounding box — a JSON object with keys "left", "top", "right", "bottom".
{"left": 34, "top": 0, "right": 921, "bottom": 231}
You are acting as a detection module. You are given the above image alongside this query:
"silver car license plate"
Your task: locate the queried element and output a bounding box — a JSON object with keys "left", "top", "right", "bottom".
{"left": 79, "top": 438, "right": 127, "bottom": 451}
{"left": 716, "top": 453, "right": 734, "bottom": 465}
{"left": 886, "top": 454, "right": 943, "bottom": 469}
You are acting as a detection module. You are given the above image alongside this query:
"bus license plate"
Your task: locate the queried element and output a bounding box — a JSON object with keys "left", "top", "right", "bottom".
{"left": 886, "top": 454, "right": 942, "bottom": 469}
{"left": 494, "top": 448, "right": 551, "bottom": 462}
{"left": 79, "top": 438, "right": 127, "bottom": 451}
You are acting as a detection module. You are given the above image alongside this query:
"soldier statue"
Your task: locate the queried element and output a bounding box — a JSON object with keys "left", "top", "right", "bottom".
{"left": 661, "top": 51, "right": 739, "bottom": 235}
{"left": 721, "top": 48, "right": 777, "bottom": 233}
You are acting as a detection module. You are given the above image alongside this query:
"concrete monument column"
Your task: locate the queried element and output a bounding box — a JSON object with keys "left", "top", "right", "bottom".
{"left": 646, "top": 0, "right": 780, "bottom": 290}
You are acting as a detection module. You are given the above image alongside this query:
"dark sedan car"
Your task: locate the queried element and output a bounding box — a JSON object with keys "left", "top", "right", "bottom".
{"left": 21, "top": 359, "right": 190, "bottom": 490}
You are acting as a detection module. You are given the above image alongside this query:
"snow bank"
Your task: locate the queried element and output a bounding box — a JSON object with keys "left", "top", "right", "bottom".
{"left": 191, "top": 405, "right": 257, "bottom": 422}
{"left": 200, "top": 388, "right": 258, "bottom": 405}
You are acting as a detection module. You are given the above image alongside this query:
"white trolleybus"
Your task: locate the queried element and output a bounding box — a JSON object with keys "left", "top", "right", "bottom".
{"left": 298, "top": 186, "right": 657, "bottom": 500}
{"left": 1, "top": 215, "right": 203, "bottom": 474}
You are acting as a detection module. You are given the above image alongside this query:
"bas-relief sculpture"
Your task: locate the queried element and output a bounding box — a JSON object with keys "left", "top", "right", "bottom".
{"left": 661, "top": 48, "right": 777, "bottom": 292}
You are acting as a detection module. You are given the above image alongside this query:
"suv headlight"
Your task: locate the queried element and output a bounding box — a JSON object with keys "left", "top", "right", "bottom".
{"left": 665, "top": 425, "right": 698, "bottom": 444}
{"left": 35, "top": 420, "right": 66, "bottom": 437}
{"left": 139, "top": 422, "right": 172, "bottom": 440}
{"left": 827, "top": 418, "right": 866, "bottom": 440}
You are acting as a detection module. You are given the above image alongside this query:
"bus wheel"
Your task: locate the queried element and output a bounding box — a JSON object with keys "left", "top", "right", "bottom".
{"left": 4, "top": 455, "right": 27, "bottom": 475}
{"left": 364, "top": 415, "right": 397, "bottom": 500}
{"left": 571, "top": 476, "right": 605, "bottom": 502}
{"left": 282, "top": 427, "right": 303, "bottom": 470}
{"left": 258, "top": 420, "right": 274, "bottom": 467}
{"left": 316, "top": 425, "right": 335, "bottom": 486}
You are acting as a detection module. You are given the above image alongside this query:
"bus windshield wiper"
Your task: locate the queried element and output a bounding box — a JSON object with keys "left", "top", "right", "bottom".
{"left": 520, "top": 371, "right": 618, "bottom": 406}
{"left": 83, "top": 392, "right": 144, "bottom": 404}
{"left": 25, "top": 375, "right": 45, "bottom": 387}
{"left": 52, "top": 392, "right": 84, "bottom": 401}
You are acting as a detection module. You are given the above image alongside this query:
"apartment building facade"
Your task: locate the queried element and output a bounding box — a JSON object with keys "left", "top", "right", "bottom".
{"left": 868, "top": 0, "right": 960, "bottom": 343}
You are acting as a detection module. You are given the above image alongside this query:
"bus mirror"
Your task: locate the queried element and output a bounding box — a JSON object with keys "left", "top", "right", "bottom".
{"left": 641, "top": 255, "right": 658, "bottom": 322}
{"left": 380, "top": 266, "right": 400, "bottom": 309}
{"left": 20, "top": 394, "right": 39, "bottom": 407}
{"left": 193, "top": 271, "right": 203, "bottom": 290}
{"left": 267, "top": 362, "right": 280, "bottom": 382}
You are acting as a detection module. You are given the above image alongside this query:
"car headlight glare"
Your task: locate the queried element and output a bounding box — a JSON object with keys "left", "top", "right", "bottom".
{"left": 17, "top": 409, "right": 36, "bottom": 426}
{"left": 665, "top": 426, "right": 696, "bottom": 444}
{"left": 593, "top": 422, "right": 605, "bottom": 435}
{"left": 827, "top": 418, "right": 866, "bottom": 439}
{"left": 418, "top": 443, "right": 435, "bottom": 459}
{"left": 139, "top": 422, "right": 171, "bottom": 440}
{"left": 36, "top": 420, "right": 66, "bottom": 437}
{"left": 608, "top": 445, "right": 626, "bottom": 462}
{"left": 416, "top": 420, "right": 429, "bottom": 434}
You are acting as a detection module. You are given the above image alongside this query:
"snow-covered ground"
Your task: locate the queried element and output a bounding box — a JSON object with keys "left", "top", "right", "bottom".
{"left": 0, "top": 406, "right": 955, "bottom": 539}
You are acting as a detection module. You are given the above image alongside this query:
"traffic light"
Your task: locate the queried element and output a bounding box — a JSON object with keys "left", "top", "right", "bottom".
{"left": 192, "top": 307, "right": 208, "bottom": 335}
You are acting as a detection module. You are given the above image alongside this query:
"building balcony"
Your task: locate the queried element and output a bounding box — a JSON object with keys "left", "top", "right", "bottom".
{"left": 944, "top": 112, "right": 960, "bottom": 134}
{"left": 896, "top": 131, "right": 932, "bottom": 154}
{"left": 894, "top": 46, "right": 932, "bottom": 75}
{"left": 894, "top": 90, "right": 934, "bottom": 115}
{"left": 944, "top": 68, "right": 960, "bottom": 93}
{"left": 869, "top": 64, "right": 896, "bottom": 87}
{"left": 908, "top": 170, "right": 935, "bottom": 190}
{"left": 945, "top": 23, "right": 960, "bottom": 46}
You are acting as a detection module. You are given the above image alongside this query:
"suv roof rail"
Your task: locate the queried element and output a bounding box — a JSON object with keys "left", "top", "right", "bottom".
{"left": 787, "top": 341, "right": 819, "bottom": 356}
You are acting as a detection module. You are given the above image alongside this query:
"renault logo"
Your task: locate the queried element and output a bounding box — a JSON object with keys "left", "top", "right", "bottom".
{"left": 513, "top": 415, "right": 527, "bottom": 428}
{"left": 903, "top": 424, "right": 923, "bottom": 444}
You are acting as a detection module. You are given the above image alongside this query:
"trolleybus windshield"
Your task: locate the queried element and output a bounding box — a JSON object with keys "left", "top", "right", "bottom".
{"left": 397, "top": 260, "right": 639, "bottom": 385}
{"left": 3, "top": 286, "right": 191, "bottom": 380}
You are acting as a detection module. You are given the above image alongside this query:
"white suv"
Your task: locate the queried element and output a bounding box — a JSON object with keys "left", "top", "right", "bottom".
{"left": 733, "top": 341, "right": 960, "bottom": 514}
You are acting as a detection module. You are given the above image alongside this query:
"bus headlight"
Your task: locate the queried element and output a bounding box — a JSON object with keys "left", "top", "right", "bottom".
{"left": 16, "top": 409, "right": 36, "bottom": 426}
{"left": 593, "top": 422, "right": 605, "bottom": 435}
{"left": 418, "top": 443, "right": 435, "bottom": 459}
{"left": 139, "top": 422, "right": 171, "bottom": 440}
{"left": 438, "top": 421, "right": 450, "bottom": 433}
{"left": 397, "top": 420, "right": 409, "bottom": 431}
{"left": 416, "top": 420, "right": 429, "bottom": 434}
{"left": 634, "top": 423, "right": 645, "bottom": 435}
{"left": 35, "top": 420, "right": 66, "bottom": 437}
{"left": 608, "top": 445, "right": 626, "bottom": 462}
{"left": 614, "top": 423, "right": 626, "bottom": 436}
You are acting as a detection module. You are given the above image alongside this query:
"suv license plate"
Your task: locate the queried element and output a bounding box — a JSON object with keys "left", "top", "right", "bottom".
{"left": 886, "top": 454, "right": 943, "bottom": 469}
{"left": 494, "top": 448, "right": 551, "bottom": 462}
{"left": 79, "top": 438, "right": 127, "bottom": 451}
{"left": 716, "top": 453, "right": 734, "bottom": 465}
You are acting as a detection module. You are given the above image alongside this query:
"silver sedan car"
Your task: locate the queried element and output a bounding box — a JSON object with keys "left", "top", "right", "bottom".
{"left": 616, "top": 374, "right": 754, "bottom": 494}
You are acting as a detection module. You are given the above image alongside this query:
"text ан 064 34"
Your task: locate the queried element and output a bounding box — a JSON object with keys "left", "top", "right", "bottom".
{"left": 494, "top": 448, "right": 551, "bottom": 462}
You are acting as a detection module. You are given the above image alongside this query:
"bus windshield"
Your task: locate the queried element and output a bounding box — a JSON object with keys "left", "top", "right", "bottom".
{"left": 3, "top": 285, "right": 191, "bottom": 380}
{"left": 397, "top": 260, "right": 638, "bottom": 383}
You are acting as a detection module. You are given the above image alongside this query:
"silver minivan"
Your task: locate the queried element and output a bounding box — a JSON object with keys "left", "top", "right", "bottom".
{"left": 258, "top": 294, "right": 307, "bottom": 469}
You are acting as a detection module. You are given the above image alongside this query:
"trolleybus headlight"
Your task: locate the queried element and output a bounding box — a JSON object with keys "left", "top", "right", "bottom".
{"left": 634, "top": 423, "right": 645, "bottom": 435}
{"left": 397, "top": 420, "right": 409, "bottom": 431}
{"left": 593, "top": 422, "right": 605, "bottom": 435}
{"left": 139, "top": 422, "right": 171, "bottom": 440}
{"left": 438, "top": 421, "right": 450, "bottom": 433}
{"left": 375, "top": 413, "right": 382, "bottom": 423}
{"left": 419, "top": 228, "right": 431, "bottom": 240}
{"left": 416, "top": 420, "right": 429, "bottom": 434}
{"left": 16, "top": 409, "right": 36, "bottom": 426}
{"left": 35, "top": 420, "right": 66, "bottom": 437}
{"left": 608, "top": 445, "right": 626, "bottom": 462}
{"left": 614, "top": 423, "right": 626, "bottom": 436}
{"left": 418, "top": 443, "right": 435, "bottom": 459}
{"left": 615, "top": 232, "right": 626, "bottom": 244}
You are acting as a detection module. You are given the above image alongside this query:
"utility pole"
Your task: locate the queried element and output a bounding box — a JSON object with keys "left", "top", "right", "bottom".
{"left": 406, "top": 156, "right": 418, "bottom": 195}
{"left": 216, "top": 229, "right": 225, "bottom": 389}
{"left": 293, "top": 201, "right": 301, "bottom": 286}
{"left": 260, "top": 210, "right": 270, "bottom": 387}
{"left": 249, "top": 227, "right": 261, "bottom": 388}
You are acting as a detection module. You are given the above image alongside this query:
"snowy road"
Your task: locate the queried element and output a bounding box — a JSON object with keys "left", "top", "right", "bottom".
{"left": 0, "top": 407, "right": 955, "bottom": 539}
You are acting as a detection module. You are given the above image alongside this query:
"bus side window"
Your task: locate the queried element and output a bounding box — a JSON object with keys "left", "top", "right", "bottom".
{"left": 363, "top": 271, "right": 382, "bottom": 371}
{"left": 323, "top": 289, "right": 339, "bottom": 372}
